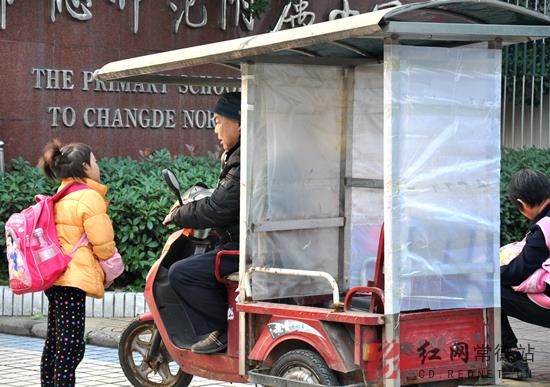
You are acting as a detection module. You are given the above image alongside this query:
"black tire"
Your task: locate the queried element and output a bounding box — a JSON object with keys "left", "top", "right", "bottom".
{"left": 270, "top": 349, "right": 339, "bottom": 385}
{"left": 118, "top": 319, "right": 193, "bottom": 387}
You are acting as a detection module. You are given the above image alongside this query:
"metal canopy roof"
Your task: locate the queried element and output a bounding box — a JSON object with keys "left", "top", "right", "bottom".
{"left": 94, "top": 0, "right": 550, "bottom": 85}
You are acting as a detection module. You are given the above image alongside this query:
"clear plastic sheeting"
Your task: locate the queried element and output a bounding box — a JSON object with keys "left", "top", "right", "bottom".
{"left": 383, "top": 45, "right": 501, "bottom": 313}
{"left": 349, "top": 189, "right": 383, "bottom": 288}
{"left": 244, "top": 63, "right": 343, "bottom": 300}
{"left": 347, "top": 65, "right": 384, "bottom": 288}
{"left": 351, "top": 65, "right": 384, "bottom": 180}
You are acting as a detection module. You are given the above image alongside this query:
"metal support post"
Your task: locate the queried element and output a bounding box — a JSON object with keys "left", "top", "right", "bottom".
{"left": 0, "top": 141, "right": 4, "bottom": 173}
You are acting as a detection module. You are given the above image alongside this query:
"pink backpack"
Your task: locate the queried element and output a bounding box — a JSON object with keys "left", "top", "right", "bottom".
{"left": 5, "top": 183, "right": 87, "bottom": 294}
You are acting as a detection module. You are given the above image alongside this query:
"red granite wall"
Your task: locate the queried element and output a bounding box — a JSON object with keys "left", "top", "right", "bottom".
{"left": 0, "top": 0, "right": 377, "bottom": 165}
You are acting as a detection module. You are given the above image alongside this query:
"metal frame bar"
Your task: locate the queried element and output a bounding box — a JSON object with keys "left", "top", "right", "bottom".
{"left": 521, "top": 42, "right": 527, "bottom": 146}
{"left": 229, "top": 55, "right": 375, "bottom": 67}
{"left": 344, "top": 177, "right": 384, "bottom": 189}
{"left": 251, "top": 217, "right": 344, "bottom": 233}
{"left": 337, "top": 68, "right": 351, "bottom": 293}
{"left": 384, "top": 0, "right": 550, "bottom": 23}
{"left": 382, "top": 37, "right": 401, "bottom": 387}
{"left": 105, "top": 74, "right": 241, "bottom": 87}
{"left": 330, "top": 40, "right": 373, "bottom": 57}
{"left": 540, "top": 40, "right": 545, "bottom": 147}
{"left": 486, "top": 39, "right": 503, "bottom": 387}
{"left": 378, "top": 21, "right": 550, "bottom": 41}
{"left": 486, "top": 308, "right": 503, "bottom": 385}
{"left": 387, "top": 7, "right": 486, "bottom": 24}
{"left": 502, "top": 46, "right": 509, "bottom": 145}
{"left": 243, "top": 267, "right": 341, "bottom": 308}
{"left": 342, "top": 67, "right": 355, "bottom": 296}
{"left": 532, "top": 45, "right": 536, "bottom": 146}
{"left": 512, "top": 44, "right": 518, "bottom": 147}
{"left": 238, "top": 63, "right": 250, "bottom": 377}
{"left": 284, "top": 47, "right": 318, "bottom": 57}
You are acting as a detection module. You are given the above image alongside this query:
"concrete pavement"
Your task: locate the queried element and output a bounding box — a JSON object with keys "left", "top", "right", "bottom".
{"left": 0, "top": 315, "right": 547, "bottom": 386}
{"left": 505, "top": 318, "right": 550, "bottom": 386}
{"left": 0, "top": 333, "right": 249, "bottom": 387}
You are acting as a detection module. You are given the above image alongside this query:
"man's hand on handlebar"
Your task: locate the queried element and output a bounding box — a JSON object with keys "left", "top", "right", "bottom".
{"left": 163, "top": 201, "right": 182, "bottom": 225}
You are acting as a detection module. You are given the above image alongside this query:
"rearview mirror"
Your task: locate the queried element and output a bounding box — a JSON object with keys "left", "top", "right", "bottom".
{"left": 162, "top": 169, "right": 183, "bottom": 206}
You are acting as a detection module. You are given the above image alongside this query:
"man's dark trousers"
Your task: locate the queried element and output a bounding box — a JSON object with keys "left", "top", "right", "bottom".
{"left": 501, "top": 285, "right": 550, "bottom": 349}
{"left": 168, "top": 241, "right": 239, "bottom": 337}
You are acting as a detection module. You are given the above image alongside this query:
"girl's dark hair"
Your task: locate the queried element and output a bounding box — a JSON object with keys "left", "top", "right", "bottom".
{"left": 508, "top": 169, "right": 550, "bottom": 209}
{"left": 38, "top": 139, "right": 92, "bottom": 180}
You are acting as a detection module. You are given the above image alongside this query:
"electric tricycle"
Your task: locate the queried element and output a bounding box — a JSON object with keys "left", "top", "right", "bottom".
{"left": 96, "top": 1, "right": 550, "bottom": 386}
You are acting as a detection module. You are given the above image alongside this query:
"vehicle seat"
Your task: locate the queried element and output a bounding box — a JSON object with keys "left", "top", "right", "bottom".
{"left": 214, "top": 250, "right": 240, "bottom": 284}
{"left": 225, "top": 272, "right": 239, "bottom": 282}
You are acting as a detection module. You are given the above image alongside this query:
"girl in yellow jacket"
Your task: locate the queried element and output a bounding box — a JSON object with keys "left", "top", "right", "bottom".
{"left": 38, "top": 140, "right": 117, "bottom": 387}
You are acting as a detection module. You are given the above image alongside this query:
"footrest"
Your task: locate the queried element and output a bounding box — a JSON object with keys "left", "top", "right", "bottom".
{"left": 248, "top": 369, "right": 364, "bottom": 387}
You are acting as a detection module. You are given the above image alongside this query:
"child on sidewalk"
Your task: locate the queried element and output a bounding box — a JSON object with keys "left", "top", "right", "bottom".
{"left": 38, "top": 140, "right": 117, "bottom": 387}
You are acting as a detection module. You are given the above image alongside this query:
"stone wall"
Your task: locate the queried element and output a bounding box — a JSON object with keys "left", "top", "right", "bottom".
{"left": 0, "top": 286, "right": 147, "bottom": 318}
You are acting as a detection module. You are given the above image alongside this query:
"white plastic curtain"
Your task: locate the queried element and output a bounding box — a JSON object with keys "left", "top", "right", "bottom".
{"left": 348, "top": 65, "right": 384, "bottom": 289}
{"left": 383, "top": 45, "right": 502, "bottom": 313}
{"left": 244, "top": 63, "right": 343, "bottom": 300}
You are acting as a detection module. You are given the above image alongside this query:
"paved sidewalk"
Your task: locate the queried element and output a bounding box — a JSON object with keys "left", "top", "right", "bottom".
{"left": 506, "top": 318, "right": 550, "bottom": 386}
{"left": 0, "top": 333, "right": 249, "bottom": 387}
{"left": 0, "top": 315, "right": 547, "bottom": 386}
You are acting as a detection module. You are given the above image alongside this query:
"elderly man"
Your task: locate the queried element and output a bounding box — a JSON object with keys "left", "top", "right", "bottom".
{"left": 164, "top": 92, "right": 241, "bottom": 354}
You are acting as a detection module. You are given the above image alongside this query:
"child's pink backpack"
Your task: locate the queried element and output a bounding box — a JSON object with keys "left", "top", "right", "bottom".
{"left": 5, "top": 183, "right": 87, "bottom": 294}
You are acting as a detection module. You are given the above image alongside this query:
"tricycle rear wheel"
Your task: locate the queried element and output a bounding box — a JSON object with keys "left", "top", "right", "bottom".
{"left": 119, "top": 319, "right": 192, "bottom": 387}
{"left": 270, "top": 349, "right": 339, "bottom": 385}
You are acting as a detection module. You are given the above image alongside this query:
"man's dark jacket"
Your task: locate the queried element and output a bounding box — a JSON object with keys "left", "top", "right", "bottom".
{"left": 501, "top": 203, "right": 550, "bottom": 296}
{"left": 171, "top": 141, "right": 240, "bottom": 243}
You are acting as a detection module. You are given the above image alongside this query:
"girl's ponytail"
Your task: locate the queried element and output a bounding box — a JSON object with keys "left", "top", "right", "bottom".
{"left": 38, "top": 140, "right": 91, "bottom": 180}
{"left": 38, "top": 139, "right": 63, "bottom": 180}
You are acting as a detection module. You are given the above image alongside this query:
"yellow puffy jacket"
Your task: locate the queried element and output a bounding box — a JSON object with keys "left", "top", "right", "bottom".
{"left": 53, "top": 178, "right": 116, "bottom": 298}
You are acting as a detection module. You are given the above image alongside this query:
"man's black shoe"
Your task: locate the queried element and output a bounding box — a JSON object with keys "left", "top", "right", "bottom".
{"left": 502, "top": 349, "right": 531, "bottom": 380}
{"left": 191, "top": 330, "right": 227, "bottom": 354}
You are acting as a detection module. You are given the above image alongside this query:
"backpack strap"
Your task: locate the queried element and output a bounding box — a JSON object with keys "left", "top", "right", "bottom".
{"left": 68, "top": 234, "right": 89, "bottom": 257}
{"left": 50, "top": 182, "right": 89, "bottom": 202}
{"left": 536, "top": 217, "right": 550, "bottom": 250}
{"left": 53, "top": 183, "right": 89, "bottom": 256}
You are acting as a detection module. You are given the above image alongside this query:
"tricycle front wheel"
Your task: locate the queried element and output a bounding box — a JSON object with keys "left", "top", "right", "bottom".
{"left": 118, "top": 319, "right": 192, "bottom": 387}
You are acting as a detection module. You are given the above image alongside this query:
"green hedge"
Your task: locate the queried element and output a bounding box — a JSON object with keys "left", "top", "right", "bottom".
{"left": 1, "top": 147, "right": 549, "bottom": 290}
{"left": 0, "top": 150, "right": 219, "bottom": 291}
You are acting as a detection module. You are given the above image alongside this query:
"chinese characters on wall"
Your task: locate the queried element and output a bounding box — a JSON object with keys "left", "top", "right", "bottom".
{"left": 272, "top": 0, "right": 315, "bottom": 31}
{"left": 0, "top": 0, "right": 360, "bottom": 33}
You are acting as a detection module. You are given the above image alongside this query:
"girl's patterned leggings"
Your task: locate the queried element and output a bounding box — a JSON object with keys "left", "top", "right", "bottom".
{"left": 41, "top": 286, "right": 86, "bottom": 387}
